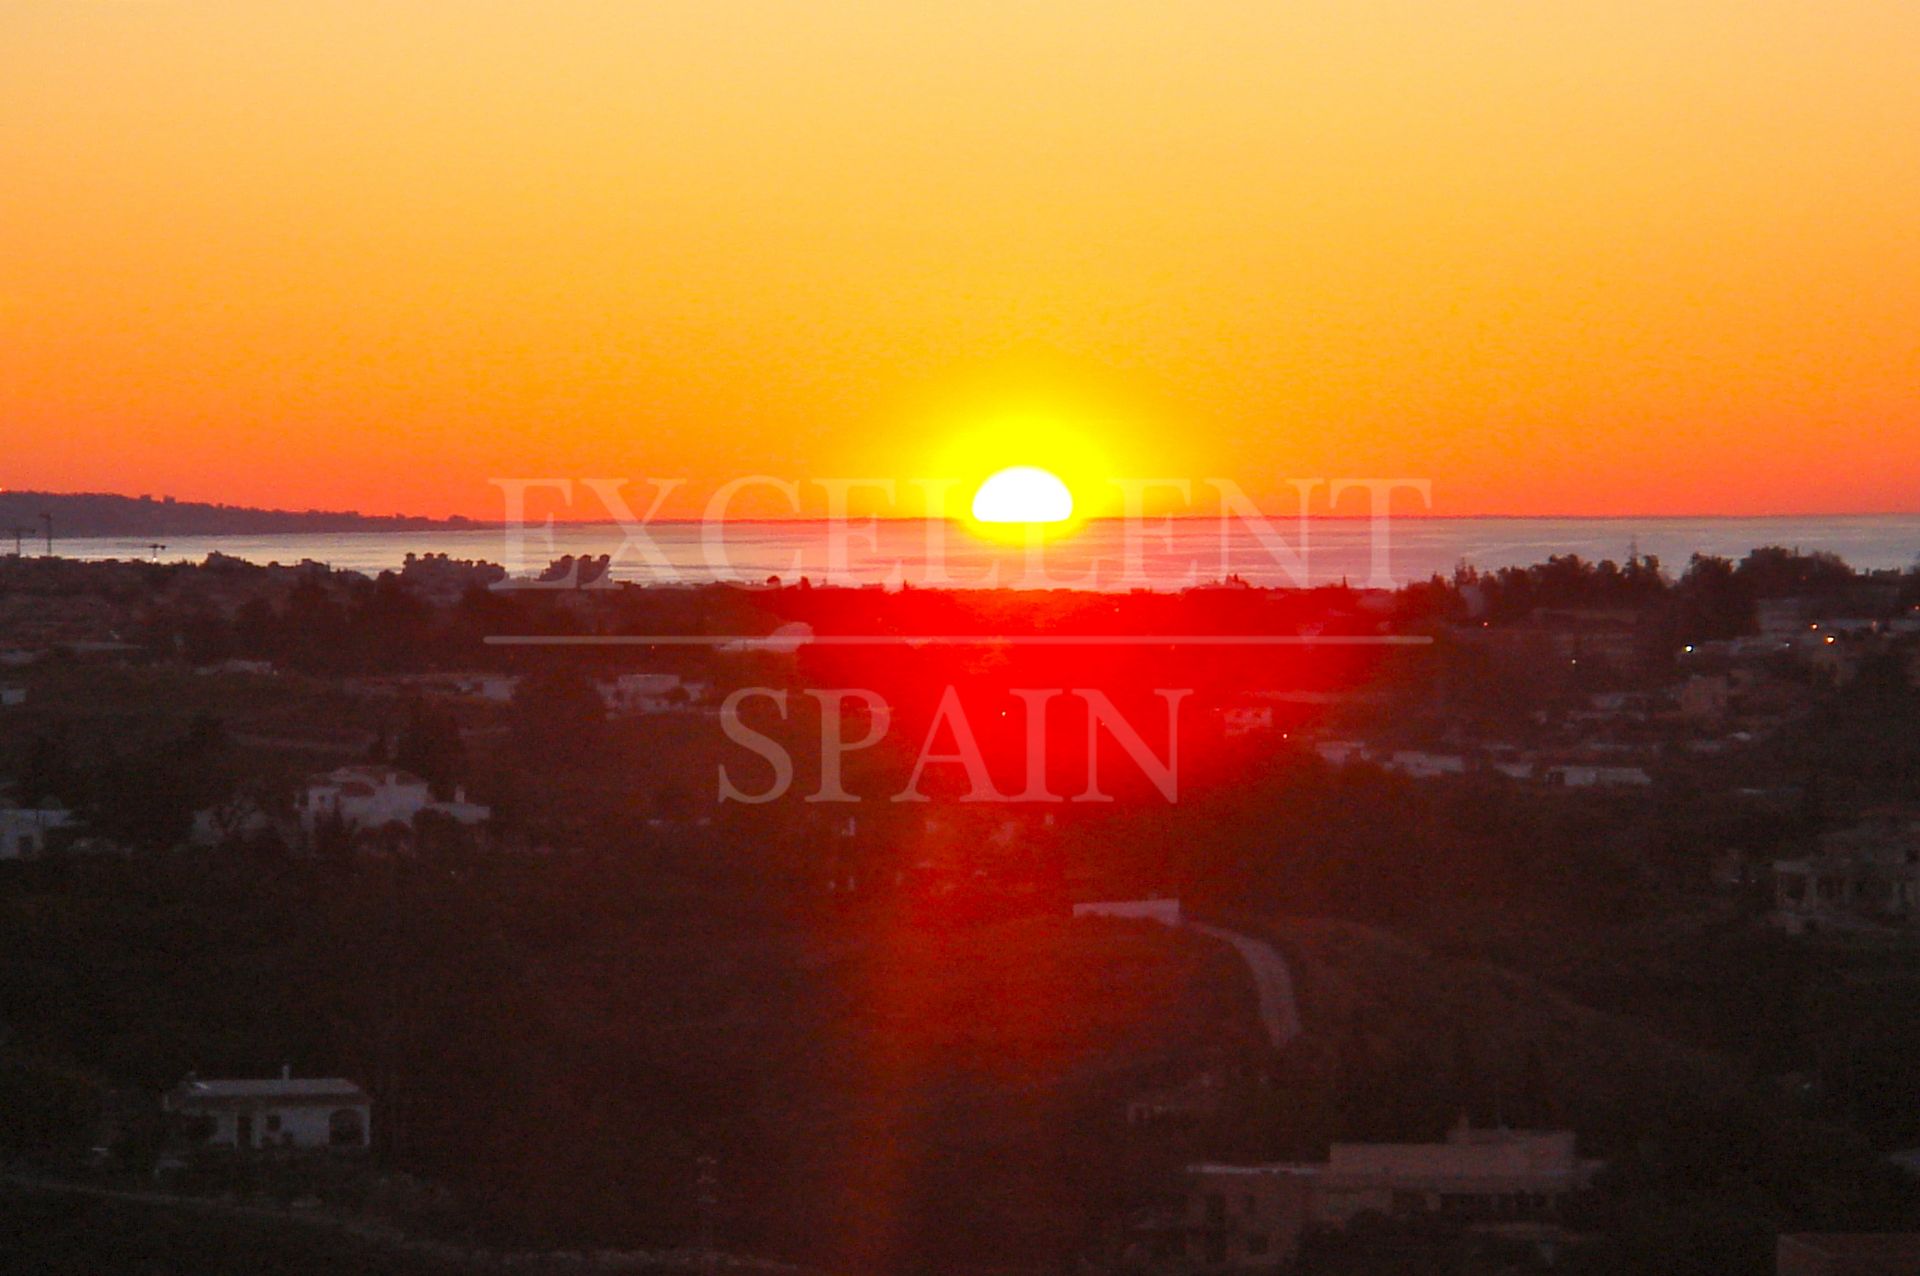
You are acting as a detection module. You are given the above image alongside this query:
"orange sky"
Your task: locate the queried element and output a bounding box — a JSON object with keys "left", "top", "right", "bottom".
{"left": 3, "top": 2, "right": 1918, "bottom": 519}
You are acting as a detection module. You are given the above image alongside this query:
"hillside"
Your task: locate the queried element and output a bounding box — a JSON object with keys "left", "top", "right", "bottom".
{"left": 1262, "top": 916, "right": 1737, "bottom": 1145}
{"left": 1243, "top": 916, "right": 1914, "bottom": 1274}
{"left": 0, "top": 491, "right": 484, "bottom": 541}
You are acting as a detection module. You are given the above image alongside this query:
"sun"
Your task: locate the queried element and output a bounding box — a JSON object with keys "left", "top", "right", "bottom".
{"left": 910, "top": 403, "right": 1121, "bottom": 539}
{"left": 971, "top": 466, "right": 1075, "bottom": 525}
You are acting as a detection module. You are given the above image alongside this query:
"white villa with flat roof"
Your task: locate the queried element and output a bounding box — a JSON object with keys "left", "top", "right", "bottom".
{"left": 1315, "top": 1121, "right": 1600, "bottom": 1224}
{"left": 1163, "top": 1121, "right": 1601, "bottom": 1268}
{"left": 0, "top": 805, "right": 73, "bottom": 859}
{"left": 164, "top": 1071, "right": 371, "bottom": 1152}
{"left": 598, "top": 672, "right": 708, "bottom": 715}
{"left": 1073, "top": 898, "right": 1183, "bottom": 926}
{"left": 297, "top": 765, "right": 489, "bottom": 839}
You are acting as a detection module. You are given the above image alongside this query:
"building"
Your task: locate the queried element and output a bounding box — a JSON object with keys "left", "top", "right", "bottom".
{"left": 1073, "top": 898, "right": 1182, "bottom": 926}
{"left": 1126, "top": 1074, "right": 1225, "bottom": 1128}
{"left": 1157, "top": 1122, "right": 1600, "bottom": 1267}
{"left": 1543, "top": 764, "right": 1652, "bottom": 789}
{"left": 195, "top": 658, "right": 275, "bottom": 677}
{"left": 0, "top": 805, "right": 74, "bottom": 859}
{"left": 1312, "top": 740, "right": 1368, "bottom": 767}
{"left": 1756, "top": 598, "right": 1813, "bottom": 639}
{"left": 1774, "top": 851, "right": 1920, "bottom": 933}
{"left": 598, "top": 672, "right": 707, "bottom": 715}
{"left": 1465, "top": 608, "right": 1645, "bottom": 670}
{"left": 297, "top": 766, "right": 490, "bottom": 840}
{"left": 1679, "top": 674, "right": 1731, "bottom": 722}
{"left": 1169, "top": 1164, "right": 1319, "bottom": 1268}
{"left": 1777, "top": 1234, "right": 1920, "bottom": 1275}
{"left": 1383, "top": 751, "right": 1468, "bottom": 779}
{"left": 398, "top": 552, "right": 507, "bottom": 604}
{"left": 164, "top": 1070, "right": 371, "bottom": 1152}
{"left": 1805, "top": 633, "right": 1867, "bottom": 686}
{"left": 1221, "top": 706, "right": 1275, "bottom": 738}
{"left": 451, "top": 673, "right": 520, "bottom": 703}
{"left": 1315, "top": 1120, "right": 1601, "bottom": 1226}
{"left": 1773, "top": 813, "right": 1920, "bottom": 933}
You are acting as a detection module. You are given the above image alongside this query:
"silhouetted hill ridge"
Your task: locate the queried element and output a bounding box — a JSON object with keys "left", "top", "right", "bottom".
{"left": 0, "top": 491, "right": 487, "bottom": 539}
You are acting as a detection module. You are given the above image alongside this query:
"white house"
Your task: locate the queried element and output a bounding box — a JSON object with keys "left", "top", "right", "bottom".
{"left": 0, "top": 805, "right": 73, "bottom": 859}
{"left": 451, "top": 673, "right": 520, "bottom": 703}
{"left": 164, "top": 1071, "right": 370, "bottom": 1152}
{"left": 717, "top": 621, "right": 813, "bottom": 655}
{"left": 297, "top": 766, "right": 490, "bottom": 838}
{"left": 194, "top": 659, "right": 275, "bottom": 677}
{"left": 1773, "top": 815, "right": 1920, "bottom": 933}
{"left": 1170, "top": 1163, "right": 1319, "bottom": 1268}
{"left": 430, "top": 789, "right": 492, "bottom": 825}
{"left": 1222, "top": 706, "right": 1275, "bottom": 738}
{"left": 597, "top": 672, "right": 708, "bottom": 715}
{"left": 1314, "top": 1121, "right": 1602, "bottom": 1225}
{"left": 1167, "top": 1122, "right": 1600, "bottom": 1269}
{"left": 1073, "top": 898, "right": 1183, "bottom": 926}
{"left": 1544, "top": 764, "right": 1653, "bottom": 789}
{"left": 1383, "top": 751, "right": 1469, "bottom": 779}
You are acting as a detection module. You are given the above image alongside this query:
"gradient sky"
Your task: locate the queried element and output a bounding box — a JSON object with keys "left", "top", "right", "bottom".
{"left": 3, "top": 1, "right": 1918, "bottom": 518}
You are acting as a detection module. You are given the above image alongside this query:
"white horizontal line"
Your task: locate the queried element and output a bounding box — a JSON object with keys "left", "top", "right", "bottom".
{"left": 483, "top": 634, "right": 1431, "bottom": 647}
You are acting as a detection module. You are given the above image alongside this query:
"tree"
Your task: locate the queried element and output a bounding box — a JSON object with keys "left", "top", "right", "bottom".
{"left": 1736, "top": 546, "right": 1853, "bottom": 599}
{"left": 16, "top": 732, "right": 77, "bottom": 807}
{"left": 393, "top": 698, "right": 467, "bottom": 797}
{"left": 510, "top": 668, "right": 606, "bottom": 765}
{"left": 1675, "top": 554, "right": 1755, "bottom": 641}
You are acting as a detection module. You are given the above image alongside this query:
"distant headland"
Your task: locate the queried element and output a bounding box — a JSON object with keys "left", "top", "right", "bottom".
{"left": 0, "top": 490, "right": 488, "bottom": 541}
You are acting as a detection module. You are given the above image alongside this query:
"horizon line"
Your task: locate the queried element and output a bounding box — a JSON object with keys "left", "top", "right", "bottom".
{"left": 35, "top": 511, "right": 1920, "bottom": 537}
{"left": 483, "top": 634, "right": 1436, "bottom": 647}
{"left": 10, "top": 489, "right": 1920, "bottom": 526}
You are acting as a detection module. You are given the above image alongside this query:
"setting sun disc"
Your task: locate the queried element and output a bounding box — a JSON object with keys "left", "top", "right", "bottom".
{"left": 971, "top": 466, "right": 1074, "bottom": 524}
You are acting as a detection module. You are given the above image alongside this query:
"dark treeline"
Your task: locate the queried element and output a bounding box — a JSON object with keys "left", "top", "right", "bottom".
{"left": 16, "top": 543, "right": 1920, "bottom": 674}
{"left": 3, "top": 544, "right": 1911, "bottom": 680}
{"left": 1408, "top": 544, "right": 1900, "bottom": 637}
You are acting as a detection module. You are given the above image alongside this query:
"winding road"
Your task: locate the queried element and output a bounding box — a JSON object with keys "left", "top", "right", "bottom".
{"left": 1184, "top": 921, "right": 1303, "bottom": 1049}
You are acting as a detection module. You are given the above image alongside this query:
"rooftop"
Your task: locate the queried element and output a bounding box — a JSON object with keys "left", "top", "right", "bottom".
{"left": 169, "top": 1076, "right": 369, "bottom": 1106}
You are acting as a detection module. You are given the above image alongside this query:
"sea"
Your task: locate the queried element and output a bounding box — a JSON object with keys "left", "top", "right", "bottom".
{"left": 53, "top": 516, "right": 1920, "bottom": 591}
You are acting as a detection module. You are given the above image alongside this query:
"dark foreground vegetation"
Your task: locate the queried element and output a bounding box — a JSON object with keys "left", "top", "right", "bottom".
{"left": 4, "top": 544, "right": 1920, "bottom": 1272}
